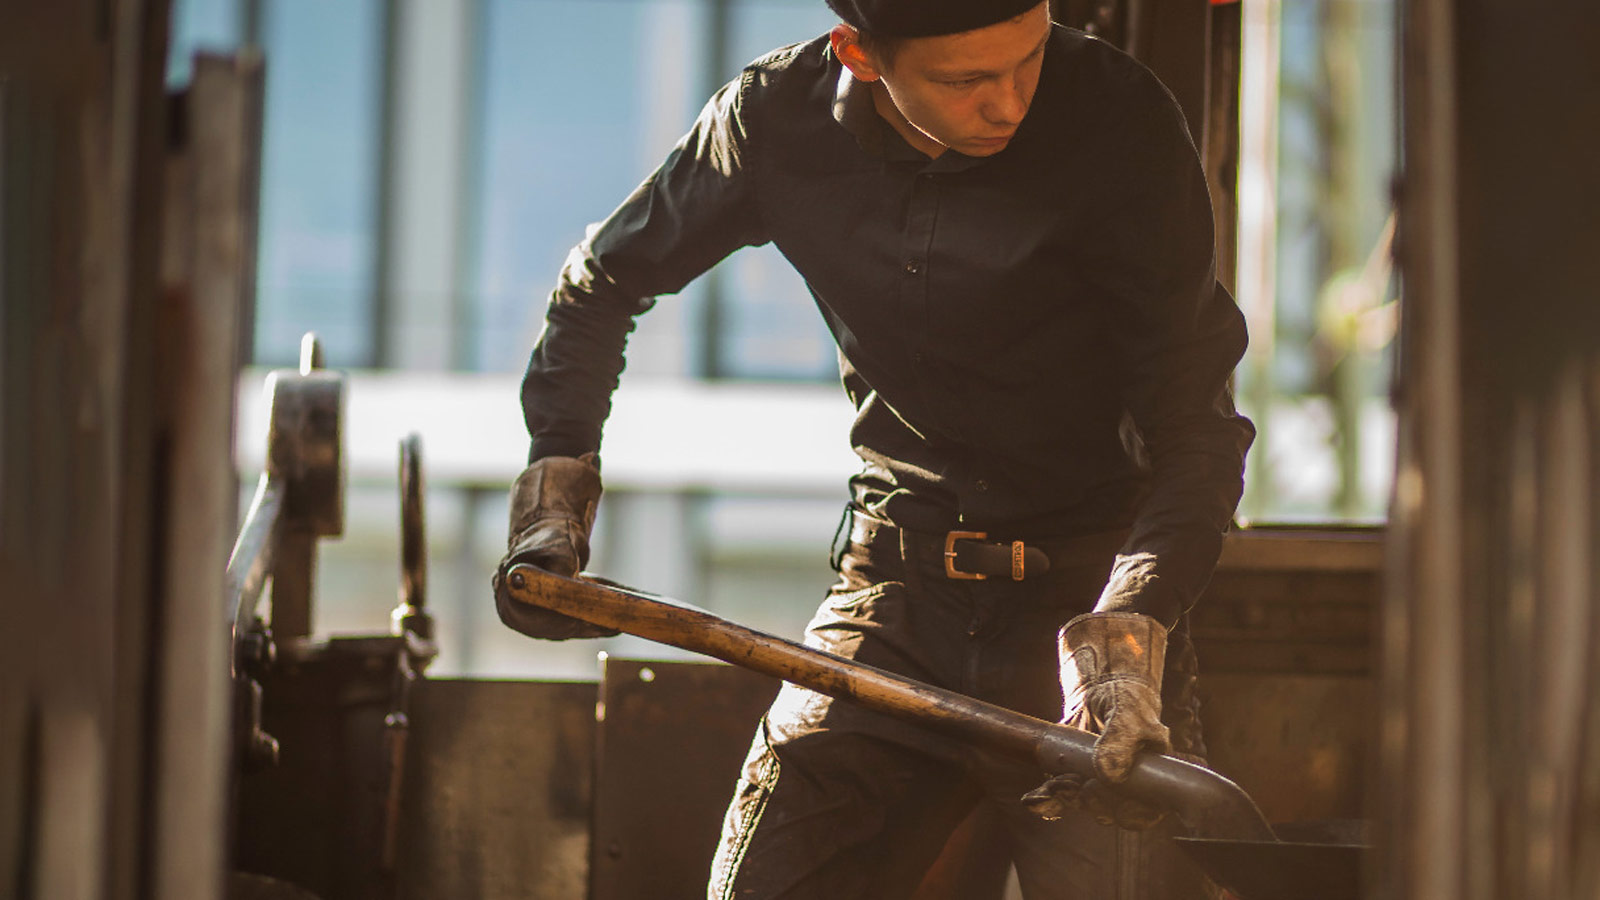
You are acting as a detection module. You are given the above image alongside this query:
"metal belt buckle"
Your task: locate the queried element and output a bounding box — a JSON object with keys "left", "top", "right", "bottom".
{"left": 944, "top": 530, "right": 988, "bottom": 580}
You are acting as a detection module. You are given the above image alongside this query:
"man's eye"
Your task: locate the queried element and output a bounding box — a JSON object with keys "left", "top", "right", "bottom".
{"left": 944, "top": 78, "right": 980, "bottom": 89}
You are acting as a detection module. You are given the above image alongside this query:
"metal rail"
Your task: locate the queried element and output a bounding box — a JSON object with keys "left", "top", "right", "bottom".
{"left": 227, "top": 473, "right": 284, "bottom": 670}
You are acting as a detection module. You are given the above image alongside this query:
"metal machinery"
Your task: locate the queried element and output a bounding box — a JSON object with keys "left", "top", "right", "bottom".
{"left": 226, "top": 336, "right": 438, "bottom": 900}
{"left": 218, "top": 341, "right": 1375, "bottom": 900}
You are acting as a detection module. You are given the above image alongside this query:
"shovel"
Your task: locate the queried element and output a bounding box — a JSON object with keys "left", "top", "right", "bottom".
{"left": 502, "top": 565, "right": 1366, "bottom": 900}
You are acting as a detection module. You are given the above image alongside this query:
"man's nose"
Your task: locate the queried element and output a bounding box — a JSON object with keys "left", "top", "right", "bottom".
{"left": 985, "top": 76, "right": 1028, "bottom": 125}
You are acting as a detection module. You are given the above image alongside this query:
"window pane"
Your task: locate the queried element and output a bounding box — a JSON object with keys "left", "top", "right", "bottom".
{"left": 470, "top": 0, "right": 706, "bottom": 375}
{"left": 254, "top": 0, "right": 385, "bottom": 367}
{"left": 472, "top": 0, "right": 841, "bottom": 381}
{"left": 166, "top": 0, "right": 241, "bottom": 87}
{"left": 709, "top": 0, "right": 841, "bottom": 381}
{"left": 1235, "top": 0, "right": 1398, "bottom": 523}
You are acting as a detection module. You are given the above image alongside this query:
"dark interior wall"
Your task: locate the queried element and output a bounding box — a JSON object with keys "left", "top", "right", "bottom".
{"left": 1454, "top": 2, "right": 1600, "bottom": 394}
{"left": 1050, "top": 0, "right": 1239, "bottom": 292}
{"left": 0, "top": 2, "right": 199, "bottom": 898}
{"left": 1384, "top": 1, "right": 1600, "bottom": 898}
{"left": 1049, "top": 0, "right": 1221, "bottom": 151}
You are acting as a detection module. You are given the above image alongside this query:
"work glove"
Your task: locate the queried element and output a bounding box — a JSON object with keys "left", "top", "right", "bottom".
{"left": 491, "top": 453, "right": 620, "bottom": 640}
{"left": 1023, "top": 611, "right": 1182, "bottom": 830}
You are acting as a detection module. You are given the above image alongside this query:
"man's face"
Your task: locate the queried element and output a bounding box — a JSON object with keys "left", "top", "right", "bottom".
{"left": 842, "top": 3, "right": 1052, "bottom": 158}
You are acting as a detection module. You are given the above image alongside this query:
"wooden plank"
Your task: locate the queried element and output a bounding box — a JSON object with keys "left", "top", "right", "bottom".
{"left": 105, "top": 1, "right": 177, "bottom": 896}
{"left": 0, "top": 2, "right": 172, "bottom": 898}
{"left": 1216, "top": 528, "right": 1385, "bottom": 573}
{"left": 150, "top": 51, "right": 263, "bottom": 900}
{"left": 1199, "top": 674, "right": 1373, "bottom": 825}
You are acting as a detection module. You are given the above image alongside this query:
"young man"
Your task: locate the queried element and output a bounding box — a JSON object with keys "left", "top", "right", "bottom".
{"left": 493, "top": 1, "right": 1253, "bottom": 896}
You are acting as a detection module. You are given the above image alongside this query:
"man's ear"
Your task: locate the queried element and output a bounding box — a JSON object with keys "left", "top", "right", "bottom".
{"left": 830, "top": 24, "right": 883, "bottom": 82}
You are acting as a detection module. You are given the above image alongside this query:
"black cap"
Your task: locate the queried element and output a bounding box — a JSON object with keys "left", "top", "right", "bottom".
{"left": 826, "top": 0, "right": 1043, "bottom": 38}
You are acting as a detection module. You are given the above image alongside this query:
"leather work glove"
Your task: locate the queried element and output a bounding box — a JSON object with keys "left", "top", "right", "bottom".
{"left": 491, "top": 453, "right": 620, "bottom": 640}
{"left": 1022, "top": 611, "right": 1181, "bottom": 830}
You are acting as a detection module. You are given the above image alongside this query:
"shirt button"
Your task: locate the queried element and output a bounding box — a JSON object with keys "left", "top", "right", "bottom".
{"left": 905, "top": 260, "right": 923, "bottom": 275}
{"left": 975, "top": 479, "right": 989, "bottom": 492}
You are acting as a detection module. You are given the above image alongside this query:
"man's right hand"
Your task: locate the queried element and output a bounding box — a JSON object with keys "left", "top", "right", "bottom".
{"left": 492, "top": 453, "right": 621, "bottom": 640}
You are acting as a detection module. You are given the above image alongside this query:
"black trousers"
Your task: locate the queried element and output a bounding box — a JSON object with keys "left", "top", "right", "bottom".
{"left": 706, "top": 510, "right": 1216, "bottom": 900}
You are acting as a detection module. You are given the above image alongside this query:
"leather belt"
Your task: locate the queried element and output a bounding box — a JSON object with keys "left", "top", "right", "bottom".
{"left": 845, "top": 509, "right": 1129, "bottom": 582}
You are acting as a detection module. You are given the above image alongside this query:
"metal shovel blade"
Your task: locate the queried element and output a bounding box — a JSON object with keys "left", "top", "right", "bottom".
{"left": 1172, "top": 835, "right": 1365, "bottom": 900}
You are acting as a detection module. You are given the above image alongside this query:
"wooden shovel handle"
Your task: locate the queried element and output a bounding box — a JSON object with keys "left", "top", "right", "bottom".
{"left": 503, "top": 564, "right": 1275, "bottom": 843}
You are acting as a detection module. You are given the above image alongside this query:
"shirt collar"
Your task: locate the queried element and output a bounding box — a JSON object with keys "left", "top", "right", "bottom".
{"left": 830, "top": 55, "right": 985, "bottom": 173}
{"left": 827, "top": 28, "right": 1063, "bottom": 174}
{"left": 832, "top": 64, "right": 897, "bottom": 158}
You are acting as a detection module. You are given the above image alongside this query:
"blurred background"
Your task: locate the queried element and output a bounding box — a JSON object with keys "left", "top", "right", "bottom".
{"left": 165, "top": 0, "right": 1399, "bottom": 679}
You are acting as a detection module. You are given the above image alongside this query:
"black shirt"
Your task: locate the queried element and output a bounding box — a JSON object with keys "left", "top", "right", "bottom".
{"left": 521, "top": 26, "right": 1255, "bottom": 626}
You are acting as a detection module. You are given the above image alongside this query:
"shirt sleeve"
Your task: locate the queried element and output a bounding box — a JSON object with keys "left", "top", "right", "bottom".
{"left": 521, "top": 71, "right": 769, "bottom": 461}
{"left": 1090, "top": 71, "right": 1257, "bottom": 628}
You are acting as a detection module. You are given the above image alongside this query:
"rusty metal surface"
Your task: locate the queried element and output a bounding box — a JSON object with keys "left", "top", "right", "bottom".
{"left": 397, "top": 679, "right": 596, "bottom": 900}
{"left": 1198, "top": 675, "right": 1373, "bottom": 827}
{"left": 1174, "top": 835, "right": 1363, "bottom": 900}
{"left": 590, "top": 658, "right": 778, "bottom": 900}
{"left": 1189, "top": 531, "right": 1379, "bottom": 839}
{"left": 234, "top": 637, "right": 405, "bottom": 900}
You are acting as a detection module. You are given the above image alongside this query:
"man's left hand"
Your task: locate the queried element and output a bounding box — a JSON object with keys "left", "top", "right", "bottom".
{"left": 1022, "top": 611, "right": 1174, "bottom": 829}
